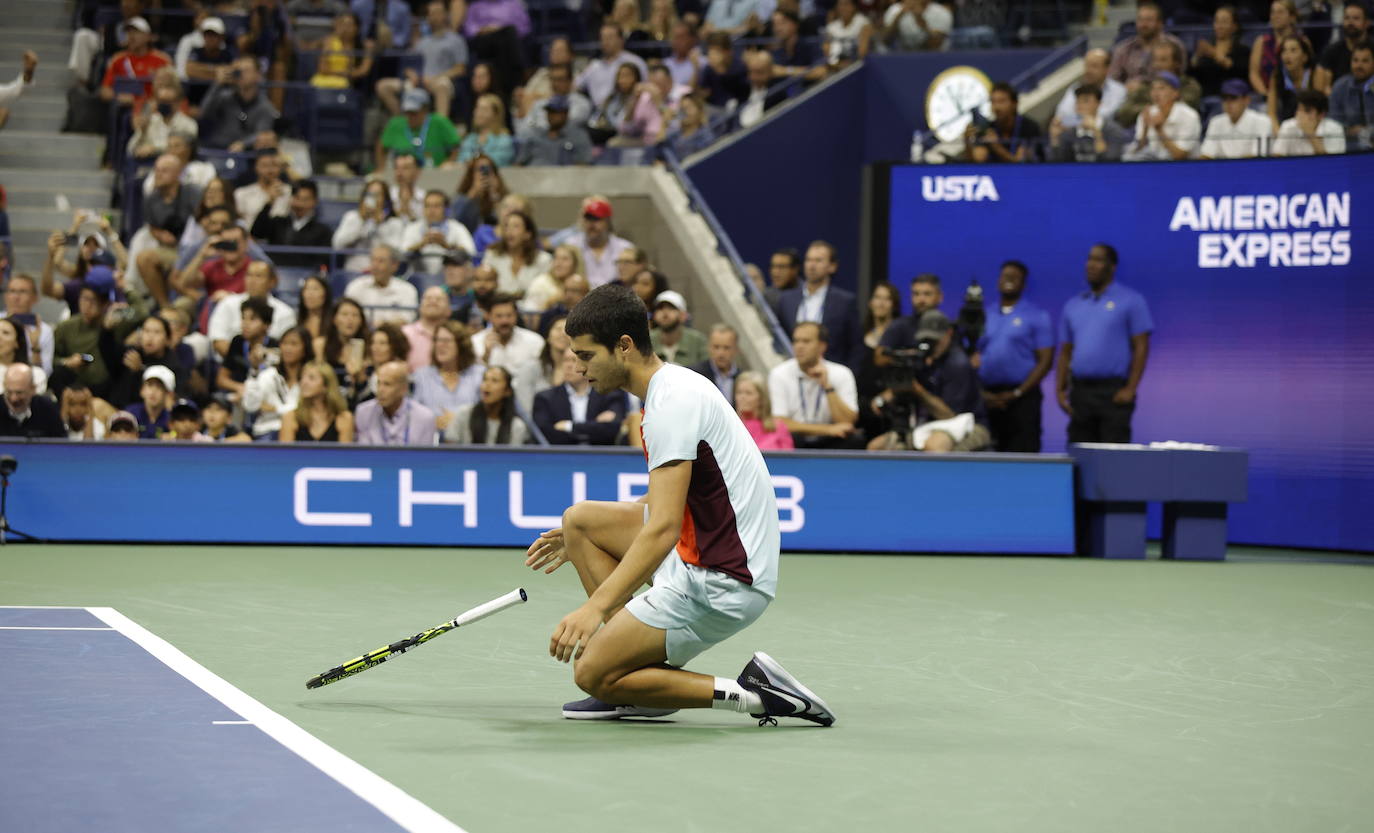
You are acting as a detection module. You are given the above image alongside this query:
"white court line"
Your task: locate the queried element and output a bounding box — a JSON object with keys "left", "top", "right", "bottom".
{"left": 212, "top": 720, "right": 254, "bottom": 725}
{"left": 0, "top": 626, "right": 114, "bottom": 631}
{"left": 86, "top": 607, "right": 467, "bottom": 833}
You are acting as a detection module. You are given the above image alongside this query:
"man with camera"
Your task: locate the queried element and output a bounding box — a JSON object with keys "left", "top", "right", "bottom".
{"left": 767, "top": 322, "right": 861, "bottom": 449}
{"left": 869, "top": 310, "right": 990, "bottom": 453}
{"left": 977, "top": 260, "right": 1053, "bottom": 452}
{"left": 176, "top": 222, "right": 256, "bottom": 307}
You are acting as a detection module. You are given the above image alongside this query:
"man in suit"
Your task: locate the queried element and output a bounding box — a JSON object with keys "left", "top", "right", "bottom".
{"left": 534, "top": 348, "right": 628, "bottom": 445}
{"left": 249, "top": 179, "right": 334, "bottom": 269}
{"left": 776, "top": 240, "right": 861, "bottom": 370}
{"left": 690, "top": 323, "right": 743, "bottom": 405}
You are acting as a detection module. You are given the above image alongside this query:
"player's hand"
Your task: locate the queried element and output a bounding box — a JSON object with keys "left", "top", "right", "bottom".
{"left": 550, "top": 602, "right": 602, "bottom": 662}
{"left": 1057, "top": 389, "right": 1073, "bottom": 415}
{"left": 1112, "top": 386, "right": 1136, "bottom": 405}
{"left": 525, "top": 528, "right": 569, "bottom": 573}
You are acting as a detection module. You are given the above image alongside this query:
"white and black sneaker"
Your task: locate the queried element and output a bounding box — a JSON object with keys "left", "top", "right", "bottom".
{"left": 561, "top": 696, "right": 679, "bottom": 720}
{"left": 737, "top": 652, "right": 836, "bottom": 727}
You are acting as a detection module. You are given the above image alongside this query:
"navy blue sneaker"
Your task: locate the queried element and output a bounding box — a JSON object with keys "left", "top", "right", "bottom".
{"left": 562, "top": 696, "right": 679, "bottom": 720}
{"left": 737, "top": 652, "right": 836, "bottom": 727}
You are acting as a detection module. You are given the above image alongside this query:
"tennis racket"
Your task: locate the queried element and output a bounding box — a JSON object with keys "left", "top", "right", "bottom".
{"left": 306, "top": 588, "right": 528, "bottom": 690}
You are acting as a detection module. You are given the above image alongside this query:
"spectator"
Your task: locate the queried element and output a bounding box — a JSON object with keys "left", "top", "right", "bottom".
{"left": 577, "top": 24, "right": 650, "bottom": 107}
{"left": 235, "top": 149, "right": 292, "bottom": 228}
{"left": 1316, "top": 2, "right": 1370, "bottom": 93}
{"left": 457, "top": 0, "right": 531, "bottom": 96}
{"left": 316, "top": 297, "right": 370, "bottom": 405}
{"left": 127, "top": 71, "right": 197, "bottom": 160}
{"left": 514, "top": 314, "right": 571, "bottom": 410}
{"left": 667, "top": 95, "right": 715, "bottom": 157}
{"left": 1053, "top": 48, "right": 1125, "bottom": 129}
{"left": 536, "top": 273, "right": 589, "bottom": 336}
{"left": 332, "top": 180, "right": 408, "bottom": 271}
{"left": 764, "top": 247, "right": 801, "bottom": 314}
{"left": 401, "top": 190, "right": 478, "bottom": 275}
{"left": 61, "top": 384, "right": 105, "bottom": 440}
{"left": 181, "top": 17, "right": 237, "bottom": 105}
{"left": 520, "top": 37, "right": 582, "bottom": 105}
{"left": 413, "top": 319, "right": 483, "bottom": 430}
{"left": 377, "top": 1, "right": 469, "bottom": 118}
{"left": 1109, "top": 2, "right": 1187, "bottom": 91}
{"left": 1050, "top": 85, "right": 1131, "bottom": 162}
{"left": 280, "top": 361, "right": 356, "bottom": 442}
{"left": 1273, "top": 89, "right": 1347, "bottom": 154}
{"left": 691, "top": 323, "right": 742, "bottom": 404}
{"left": 41, "top": 220, "right": 128, "bottom": 313}
{"left": 589, "top": 63, "right": 650, "bottom": 144}
{"left": 390, "top": 153, "right": 425, "bottom": 220}
{"left": 853, "top": 280, "right": 899, "bottom": 439}
{"left": 201, "top": 397, "right": 251, "bottom": 442}
{"left": 444, "top": 365, "right": 532, "bottom": 443}
{"left": 162, "top": 399, "right": 210, "bottom": 442}
{"left": 442, "top": 252, "right": 484, "bottom": 327}
{"left": 1191, "top": 6, "right": 1250, "bottom": 98}
{"left": 98, "top": 17, "right": 171, "bottom": 109}
{"left": 449, "top": 155, "right": 508, "bottom": 236}
{"left": 106, "top": 410, "right": 140, "bottom": 440}
{"left": 1268, "top": 34, "right": 1316, "bottom": 132}
{"left": 249, "top": 179, "right": 333, "bottom": 268}
{"left": 199, "top": 57, "right": 279, "bottom": 152}
{"left": 663, "top": 21, "right": 703, "bottom": 89}
{"left": 518, "top": 63, "right": 592, "bottom": 134}
{"left": 376, "top": 88, "right": 462, "bottom": 171}
{"left": 610, "top": 0, "right": 655, "bottom": 51}
{"left": 2, "top": 275, "right": 55, "bottom": 375}
{"left": 473, "top": 264, "right": 501, "bottom": 314}
{"left": 776, "top": 240, "right": 861, "bottom": 369}
{"left": 739, "top": 51, "right": 787, "bottom": 129}
{"left": 471, "top": 293, "right": 545, "bottom": 370}
{"left": 243, "top": 325, "right": 313, "bottom": 439}
{"left": 103, "top": 312, "right": 187, "bottom": 407}
{"left": 647, "top": 0, "right": 684, "bottom": 42}
{"left": 216, "top": 296, "right": 278, "bottom": 401}
{"left": 209, "top": 261, "right": 298, "bottom": 356}
{"left": 297, "top": 274, "right": 333, "bottom": 342}
{"left": 360, "top": 323, "right": 412, "bottom": 400}
{"left": 458, "top": 61, "right": 506, "bottom": 130}
{"left": 1055, "top": 244, "right": 1153, "bottom": 444}
{"left": 698, "top": 32, "right": 748, "bottom": 110}
{"left": 975, "top": 261, "right": 1052, "bottom": 452}
{"left": 0, "top": 318, "right": 47, "bottom": 394}
{"left": 704, "top": 0, "right": 763, "bottom": 37}
{"left": 309, "top": 11, "right": 375, "bottom": 89}
{"left": 0, "top": 50, "right": 37, "bottom": 119}
{"left": 148, "top": 132, "right": 217, "bottom": 195}
{"left": 533, "top": 347, "right": 626, "bottom": 445}
{"left": 176, "top": 222, "right": 254, "bottom": 307}
{"left": 768, "top": 322, "right": 860, "bottom": 448}
{"left": 0, "top": 365, "right": 64, "bottom": 438}
{"left": 131, "top": 154, "right": 200, "bottom": 309}
{"left": 517, "top": 95, "right": 593, "bottom": 165}
{"left": 1123, "top": 72, "right": 1201, "bottom": 161}
{"left": 824, "top": 0, "right": 874, "bottom": 68}
{"left": 1249, "top": 0, "right": 1303, "bottom": 96}
{"left": 174, "top": 180, "right": 235, "bottom": 262}
{"left": 51, "top": 282, "right": 112, "bottom": 400}
{"left": 238, "top": 0, "right": 293, "bottom": 112}
{"left": 1330, "top": 42, "right": 1374, "bottom": 149}
{"left": 868, "top": 311, "right": 990, "bottom": 452}
{"left": 881, "top": 0, "right": 952, "bottom": 53}
{"left": 734, "top": 370, "right": 792, "bottom": 449}
{"left": 965, "top": 82, "right": 1043, "bottom": 163}
{"left": 567, "top": 197, "right": 634, "bottom": 288}
{"left": 158, "top": 306, "right": 206, "bottom": 395}
{"left": 770, "top": 10, "right": 822, "bottom": 82}
{"left": 355, "top": 360, "right": 438, "bottom": 445}
{"left": 485, "top": 211, "right": 552, "bottom": 297}
{"left": 1200, "top": 78, "right": 1275, "bottom": 158}
{"left": 522, "top": 244, "right": 583, "bottom": 322}
{"left": 345, "top": 245, "right": 419, "bottom": 325}
{"left": 650, "top": 290, "right": 709, "bottom": 367}
{"left": 126, "top": 365, "right": 175, "bottom": 438}
{"left": 628, "top": 268, "right": 669, "bottom": 312}
{"left": 357, "top": 0, "right": 414, "bottom": 50}
{"left": 289, "top": 0, "right": 347, "bottom": 45}
{"left": 403, "top": 286, "right": 453, "bottom": 372}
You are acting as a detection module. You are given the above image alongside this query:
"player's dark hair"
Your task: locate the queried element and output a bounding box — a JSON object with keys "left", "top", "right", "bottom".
{"left": 1001, "top": 259, "right": 1029, "bottom": 279}
{"left": 565, "top": 283, "right": 653, "bottom": 357}
{"left": 1093, "top": 243, "right": 1119, "bottom": 266}
{"left": 241, "top": 295, "right": 274, "bottom": 326}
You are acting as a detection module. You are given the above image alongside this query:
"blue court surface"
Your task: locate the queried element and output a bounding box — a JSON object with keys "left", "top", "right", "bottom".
{"left": 1, "top": 606, "right": 462, "bottom": 833}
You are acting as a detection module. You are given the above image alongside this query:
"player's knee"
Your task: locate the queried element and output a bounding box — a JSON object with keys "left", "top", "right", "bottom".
{"left": 572, "top": 661, "right": 613, "bottom": 699}
{"left": 924, "top": 431, "right": 955, "bottom": 453}
{"left": 562, "top": 502, "right": 589, "bottom": 532}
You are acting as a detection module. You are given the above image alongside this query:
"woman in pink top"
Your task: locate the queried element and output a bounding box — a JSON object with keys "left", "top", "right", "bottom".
{"left": 735, "top": 370, "right": 794, "bottom": 450}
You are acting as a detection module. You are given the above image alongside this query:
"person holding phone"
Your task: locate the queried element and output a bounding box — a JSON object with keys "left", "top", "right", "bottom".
{"left": 332, "top": 180, "right": 407, "bottom": 272}
{"left": 317, "top": 297, "right": 371, "bottom": 407}
{"left": 176, "top": 223, "right": 255, "bottom": 306}
{"left": 400, "top": 190, "right": 477, "bottom": 275}
{"left": 448, "top": 154, "right": 509, "bottom": 235}
{"left": 208, "top": 261, "right": 298, "bottom": 357}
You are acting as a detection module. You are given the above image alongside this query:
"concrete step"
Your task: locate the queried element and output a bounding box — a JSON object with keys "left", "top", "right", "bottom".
{"left": 0, "top": 106, "right": 66, "bottom": 133}
{"left": 3, "top": 3, "right": 73, "bottom": 29}
{"left": 1, "top": 184, "right": 110, "bottom": 209}
{"left": 1, "top": 130, "right": 106, "bottom": 154}
{"left": 0, "top": 65, "right": 73, "bottom": 92}
{"left": 0, "top": 167, "right": 114, "bottom": 190}
{"left": 2, "top": 28, "right": 80, "bottom": 52}
{"left": 8, "top": 247, "right": 52, "bottom": 273}
{"left": 9, "top": 207, "right": 118, "bottom": 232}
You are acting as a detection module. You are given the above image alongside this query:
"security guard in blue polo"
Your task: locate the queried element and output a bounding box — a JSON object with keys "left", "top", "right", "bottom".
{"left": 1055, "top": 244, "right": 1153, "bottom": 443}
{"left": 976, "top": 260, "right": 1054, "bottom": 452}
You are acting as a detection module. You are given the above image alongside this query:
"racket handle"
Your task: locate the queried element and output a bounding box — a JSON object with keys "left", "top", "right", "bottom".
{"left": 452, "top": 587, "right": 528, "bottom": 628}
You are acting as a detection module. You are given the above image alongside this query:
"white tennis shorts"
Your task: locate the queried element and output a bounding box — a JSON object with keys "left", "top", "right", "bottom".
{"left": 625, "top": 550, "right": 771, "bottom": 668}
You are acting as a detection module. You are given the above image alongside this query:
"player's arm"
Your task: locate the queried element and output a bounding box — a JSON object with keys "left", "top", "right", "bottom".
{"left": 550, "top": 460, "right": 691, "bottom": 662}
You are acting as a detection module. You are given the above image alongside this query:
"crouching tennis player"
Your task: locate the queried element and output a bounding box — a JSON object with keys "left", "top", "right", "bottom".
{"left": 524, "top": 284, "right": 834, "bottom": 727}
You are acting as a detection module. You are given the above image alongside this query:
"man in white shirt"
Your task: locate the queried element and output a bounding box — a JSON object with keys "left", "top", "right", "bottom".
{"left": 345, "top": 245, "right": 420, "bottom": 324}
{"left": 400, "top": 190, "right": 476, "bottom": 275}
{"left": 881, "top": 0, "right": 952, "bottom": 52}
{"left": 470, "top": 294, "right": 545, "bottom": 370}
{"left": 1200, "top": 78, "right": 1274, "bottom": 159}
{"left": 1272, "top": 89, "right": 1347, "bottom": 156}
{"left": 0, "top": 50, "right": 38, "bottom": 119}
{"left": 1052, "top": 48, "right": 1126, "bottom": 128}
{"left": 767, "top": 321, "right": 860, "bottom": 448}
{"left": 1123, "top": 72, "right": 1200, "bottom": 161}
{"left": 208, "top": 261, "right": 298, "bottom": 356}
{"left": 234, "top": 149, "right": 292, "bottom": 223}
{"left": 388, "top": 153, "right": 425, "bottom": 221}
{"left": 575, "top": 24, "right": 649, "bottom": 107}
{"left": 739, "top": 51, "right": 782, "bottom": 129}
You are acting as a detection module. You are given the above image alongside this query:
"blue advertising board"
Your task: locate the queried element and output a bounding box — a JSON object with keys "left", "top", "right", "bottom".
{"left": 882, "top": 155, "right": 1374, "bottom": 551}
{"left": 0, "top": 442, "right": 1074, "bottom": 554}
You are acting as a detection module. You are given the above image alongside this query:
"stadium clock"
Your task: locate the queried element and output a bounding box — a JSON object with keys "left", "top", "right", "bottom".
{"left": 925, "top": 66, "right": 994, "bottom": 144}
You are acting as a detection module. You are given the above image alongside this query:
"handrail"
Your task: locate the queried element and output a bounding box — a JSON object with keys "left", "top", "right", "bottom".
{"left": 1009, "top": 34, "right": 1088, "bottom": 91}
{"left": 659, "top": 147, "right": 792, "bottom": 358}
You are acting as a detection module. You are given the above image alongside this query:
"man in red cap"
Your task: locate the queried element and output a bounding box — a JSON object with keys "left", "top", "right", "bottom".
{"left": 569, "top": 195, "right": 635, "bottom": 289}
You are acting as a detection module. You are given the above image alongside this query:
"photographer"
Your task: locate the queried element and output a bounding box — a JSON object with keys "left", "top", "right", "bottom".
{"left": 175, "top": 222, "right": 255, "bottom": 306}
{"left": 977, "top": 261, "right": 1053, "bottom": 452}
{"left": 868, "top": 311, "right": 990, "bottom": 453}
{"left": 767, "top": 322, "right": 862, "bottom": 449}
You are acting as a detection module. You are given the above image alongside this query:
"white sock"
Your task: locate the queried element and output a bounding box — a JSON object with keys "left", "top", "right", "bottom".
{"left": 712, "top": 677, "right": 763, "bottom": 714}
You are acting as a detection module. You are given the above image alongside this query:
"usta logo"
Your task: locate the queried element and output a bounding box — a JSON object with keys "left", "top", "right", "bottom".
{"left": 922, "top": 175, "right": 1000, "bottom": 202}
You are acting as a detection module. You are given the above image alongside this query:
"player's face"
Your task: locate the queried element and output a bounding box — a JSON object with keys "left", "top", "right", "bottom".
{"left": 569, "top": 334, "right": 625, "bottom": 395}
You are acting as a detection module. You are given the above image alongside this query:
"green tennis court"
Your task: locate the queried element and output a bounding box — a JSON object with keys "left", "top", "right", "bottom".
{"left": 5, "top": 544, "right": 1372, "bottom": 833}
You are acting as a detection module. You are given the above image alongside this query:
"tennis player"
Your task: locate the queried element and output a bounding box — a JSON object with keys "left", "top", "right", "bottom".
{"left": 524, "top": 284, "right": 835, "bottom": 726}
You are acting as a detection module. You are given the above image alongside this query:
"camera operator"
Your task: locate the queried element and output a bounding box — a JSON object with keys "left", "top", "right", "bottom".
{"left": 868, "top": 311, "right": 990, "bottom": 453}
{"left": 767, "top": 322, "right": 862, "bottom": 449}
{"left": 978, "top": 260, "right": 1053, "bottom": 452}
{"left": 876, "top": 273, "right": 943, "bottom": 368}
